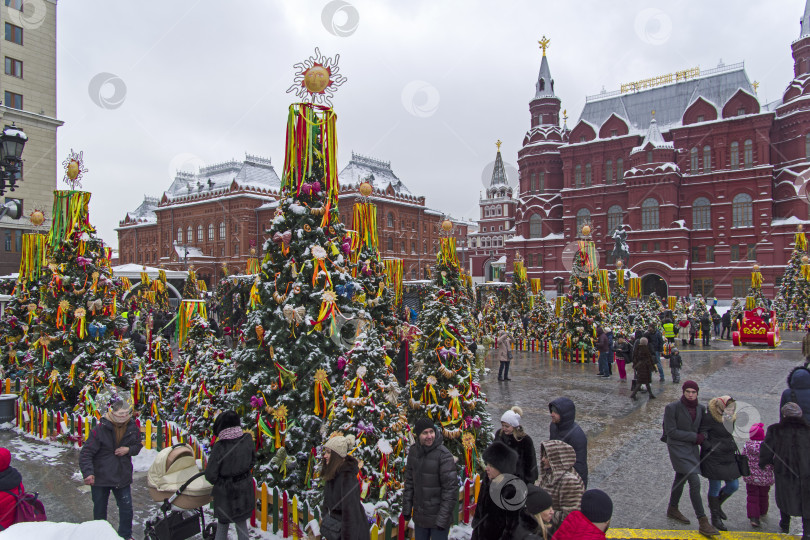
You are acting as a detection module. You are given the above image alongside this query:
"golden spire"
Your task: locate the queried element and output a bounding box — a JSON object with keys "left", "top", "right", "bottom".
{"left": 538, "top": 36, "right": 550, "bottom": 57}
{"left": 496, "top": 139, "right": 502, "bottom": 152}
{"left": 563, "top": 109, "right": 568, "bottom": 123}
{"left": 752, "top": 81, "right": 759, "bottom": 93}
{"left": 651, "top": 109, "right": 656, "bottom": 118}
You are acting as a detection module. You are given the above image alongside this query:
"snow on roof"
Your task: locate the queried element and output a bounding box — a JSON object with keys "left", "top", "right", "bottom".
{"left": 630, "top": 118, "right": 674, "bottom": 155}
{"left": 339, "top": 152, "right": 411, "bottom": 194}
{"left": 495, "top": 256, "right": 506, "bottom": 264}
{"left": 772, "top": 216, "right": 810, "bottom": 226}
{"left": 163, "top": 154, "right": 280, "bottom": 200}
{"left": 580, "top": 63, "right": 754, "bottom": 131}
{"left": 111, "top": 264, "right": 188, "bottom": 280}
{"left": 174, "top": 245, "right": 211, "bottom": 259}
{"left": 124, "top": 196, "right": 159, "bottom": 223}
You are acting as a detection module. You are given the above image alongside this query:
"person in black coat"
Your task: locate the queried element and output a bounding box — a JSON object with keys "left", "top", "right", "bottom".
{"left": 79, "top": 393, "right": 142, "bottom": 540}
{"left": 548, "top": 397, "right": 588, "bottom": 488}
{"left": 699, "top": 396, "right": 741, "bottom": 532}
{"left": 319, "top": 434, "right": 370, "bottom": 540}
{"left": 760, "top": 402, "right": 810, "bottom": 536}
{"left": 403, "top": 419, "right": 458, "bottom": 538}
{"left": 204, "top": 410, "right": 256, "bottom": 540}
{"left": 720, "top": 311, "right": 732, "bottom": 339}
{"left": 511, "top": 486, "right": 556, "bottom": 540}
{"left": 700, "top": 313, "right": 712, "bottom": 347}
{"left": 472, "top": 441, "right": 520, "bottom": 540}
{"left": 630, "top": 338, "right": 656, "bottom": 401}
{"left": 496, "top": 406, "right": 539, "bottom": 484}
{"left": 779, "top": 365, "right": 810, "bottom": 420}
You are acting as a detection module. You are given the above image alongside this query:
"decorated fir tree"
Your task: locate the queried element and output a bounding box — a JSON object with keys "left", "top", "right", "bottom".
{"left": 182, "top": 266, "right": 201, "bottom": 300}
{"left": 606, "top": 268, "right": 631, "bottom": 336}
{"left": 526, "top": 283, "right": 556, "bottom": 341}
{"left": 774, "top": 229, "right": 810, "bottom": 325}
{"left": 22, "top": 153, "right": 136, "bottom": 411}
{"left": 230, "top": 95, "right": 357, "bottom": 494}
{"left": 409, "top": 237, "right": 492, "bottom": 479}
{"left": 555, "top": 228, "right": 603, "bottom": 358}
{"left": 322, "top": 317, "right": 408, "bottom": 519}
{"left": 507, "top": 257, "right": 530, "bottom": 318}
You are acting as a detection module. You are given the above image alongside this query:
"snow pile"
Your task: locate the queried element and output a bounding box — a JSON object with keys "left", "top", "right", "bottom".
{"left": 7, "top": 437, "right": 67, "bottom": 466}
{"left": 0, "top": 520, "right": 119, "bottom": 539}
{"left": 132, "top": 448, "right": 158, "bottom": 472}
{"left": 449, "top": 523, "right": 473, "bottom": 539}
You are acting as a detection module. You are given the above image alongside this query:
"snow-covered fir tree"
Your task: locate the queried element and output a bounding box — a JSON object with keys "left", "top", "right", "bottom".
{"left": 556, "top": 235, "right": 603, "bottom": 358}
{"left": 774, "top": 231, "right": 810, "bottom": 325}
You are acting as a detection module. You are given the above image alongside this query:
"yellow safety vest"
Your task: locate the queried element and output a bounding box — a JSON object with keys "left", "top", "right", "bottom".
{"left": 663, "top": 322, "right": 675, "bottom": 338}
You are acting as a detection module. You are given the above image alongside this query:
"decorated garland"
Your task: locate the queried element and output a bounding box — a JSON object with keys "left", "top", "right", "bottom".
{"left": 17, "top": 233, "right": 48, "bottom": 285}
{"left": 437, "top": 237, "right": 459, "bottom": 269}
{"left": 177, "top": 299, "right": 207, "bottom": 347}
{"left": 384, "top": 259, "right": 404, "bottom": 307}
{"left": 47, "top": 191, "right": 96, "bottom": 249}
{"left": 351, "top": 202, "right": 379, "bottom": 252}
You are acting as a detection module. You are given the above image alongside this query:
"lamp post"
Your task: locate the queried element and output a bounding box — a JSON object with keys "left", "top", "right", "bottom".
{"left": 173, "top": 240, "right": 189, "bottom": 267}
{"left": 0, "top": 124, "right": 27, "bottom": 219}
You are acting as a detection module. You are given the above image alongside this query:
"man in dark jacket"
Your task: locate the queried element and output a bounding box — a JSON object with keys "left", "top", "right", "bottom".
{"left": 549, "top": 397, "right": 588, "bottom": 488}
{"left": 780, "top": 365, "right": 810, "bottom": 419}
{"left": 645, "top": 325, "right": 665, "bottom": 382}
{"left": 662, "top": 381, "right": 718, "bottom": 536}
{"left": 720, "top": 311, "right": 732, "bottom": 340}
{"left": 79, "top": 394, "right": 142, "bottom": 540}
{"left": 471, "top": 441, "right": 520, "bottom": 539}
{"left": 596, "top": 327, "right": 610, "bottom": 378}
{"left": 760, "top": 402, "right": 810, "bottom": 536}
{"left": 403, "top": 418, "right": 458, "bottom": 539}
{"left": 700, "top": 313, "right": 712, "bottom": 347}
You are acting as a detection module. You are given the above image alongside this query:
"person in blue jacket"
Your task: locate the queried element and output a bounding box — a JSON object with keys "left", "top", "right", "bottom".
{"left": 549, "top": 397, "right": 589, "bottom": 488}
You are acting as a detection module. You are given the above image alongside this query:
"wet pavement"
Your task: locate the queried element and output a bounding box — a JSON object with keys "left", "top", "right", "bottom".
{"left": 482, "top": 332, "right": 807, "bottom": 535}
{"left": 0, "top": 333, "right": 805, "bottom": 537}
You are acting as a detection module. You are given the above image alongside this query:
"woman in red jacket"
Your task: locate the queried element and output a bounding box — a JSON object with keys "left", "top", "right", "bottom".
{"left": 0, "top": 447, "right": 24, "bottom": 530}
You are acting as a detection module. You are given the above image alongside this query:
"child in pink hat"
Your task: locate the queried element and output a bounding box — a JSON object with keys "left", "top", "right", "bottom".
{"left": 741, "top": 422, "right": 774, "bottom": 528}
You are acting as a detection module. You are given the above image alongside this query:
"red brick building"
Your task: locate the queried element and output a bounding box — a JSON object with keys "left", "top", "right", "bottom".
{"left": 117, "top": 153, "right": 470, "bottom": 285}
{"left": 504, "top": 9, "right": 810, "bottom": 299}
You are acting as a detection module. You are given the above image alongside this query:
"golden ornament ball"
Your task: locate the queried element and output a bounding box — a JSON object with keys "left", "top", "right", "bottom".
{"left": 29, "top": 210, "right": 45, "bottom": 227}
{"left": 359, "top": 181, "right": 373, "bottom": 197}
{"left": 66, "top": 160, "right": 80, "bottom": 180}
{"left": 752, "top": 263, "right": 760, "bottom": 271}
{"left": 803, "top": 255, "right": 809, "bottom": 264}
{"left": 616, "top": 259, "right": 623, "bottom": 269}
{"left": 581, "top": 224, "right": 591, "bottom": 236}
{"left": 441, "top": 219, "right": 453, "bottom": 232}
{"left": 800, "top": 224, "right": 805, "bottom": 232}
{"left": 303, "top": 65, "right": 330, "bottom": 93}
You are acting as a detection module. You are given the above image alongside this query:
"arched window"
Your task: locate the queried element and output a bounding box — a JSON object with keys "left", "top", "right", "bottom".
{"left": 605, "top": 160, "right": 613, "bottom": 184}
{"left": 692, "top": 197, "right": 711, "bottom": 230}
{"left": 574, "top": 164, "right": 582, "bottom": 187}
{"left": 744, "top": 139, "right": 753, "bottom": 168}
{"left": 387, "top": 213, "right": 394, "bottom": 227}
{"left": 732, "top": 193, "right": 753, "bottom": 228}
{"left": 703, "top": 145, "right": 712, "bottom": 173}
{"left": 186, "top": 226, "right": 192, "bottom": 243}
{"left": 690, "top": 147, "right": 699, "bottom": 172}
{"left": 607, "top": 205, "right": 623, "bottom": 232}
{"left": 576, "top": 208, "right": 591, "bottom": 232}
{"left": 386, "top": 237, "right": 393, "bottom": 251}
{"left": 208, "top": 223, "right": 214, "bottom": 241}
{"left": 806, "top": 133, "right": 810, "bottom": 158}
{"left": 219, "top": 221, "right": 225, "bottom": 240}
{"left": 529, "top": 214, "right": 542, "bottom": 238}
{"left": 484, "top": 207, "right": 490, "bottom": 217}
{"left": 730, "top": 142, "right": 739, "bottom": 170}
{"left": 616, "top": 158, "right": 624, "bottom": 182}
{"left": 196, "top": 225, "right": 203, "bottom": 242}
{"left": 585, "top": 163, "right": 592, "bottom": 186}
{"left": 177, "top": 228, "right": 182, "bottom": 243}
{"left": 641, "top": 198, "right": 659, "bottom": 230}
{"left": 234, "top": 243, "right": 239, "bottom": 257}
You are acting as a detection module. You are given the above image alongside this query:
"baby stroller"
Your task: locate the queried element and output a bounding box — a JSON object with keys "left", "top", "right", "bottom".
{"left": 144, "top": 444, "right": 217, "bottom": 540}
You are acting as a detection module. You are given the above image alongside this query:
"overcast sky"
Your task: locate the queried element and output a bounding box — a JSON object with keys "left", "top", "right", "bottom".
{"left": 54, "top": 1, "right": 803, "bottom": 248}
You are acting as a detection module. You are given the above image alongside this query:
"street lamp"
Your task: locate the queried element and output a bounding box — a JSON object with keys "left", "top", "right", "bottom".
{"left": 0, "top": 124, "right": 27, "bottom": 196}
{"left": 173, "top": 240, "right": 189, "bottom": 266}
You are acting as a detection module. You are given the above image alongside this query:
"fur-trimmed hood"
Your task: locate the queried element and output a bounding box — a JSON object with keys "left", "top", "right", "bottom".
{"left": 708, "top": 396, "right": 736, "bottom": 424}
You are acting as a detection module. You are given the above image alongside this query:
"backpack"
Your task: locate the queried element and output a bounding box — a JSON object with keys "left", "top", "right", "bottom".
{"left": 0, "top": 489, "right": 47, "bottom": 529}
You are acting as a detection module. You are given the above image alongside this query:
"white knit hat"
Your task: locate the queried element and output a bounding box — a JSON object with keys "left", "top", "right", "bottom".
{"left": 500, "top": 407, "right": 521, "bottom": 427}
{"left": 324, "top": 434, "right": 356, "bottom": 458}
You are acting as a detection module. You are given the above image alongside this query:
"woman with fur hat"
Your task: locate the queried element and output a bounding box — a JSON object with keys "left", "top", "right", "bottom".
{"left": 79, "top": 391, "right": 142, "bottom": 540}
{"left": 536, "top": 440, "right": 584, "bottom": 525}
{"left": 320, "top": 434, "right": 370, "bottom": 540}
{"left": 699, "top": 396, "right": 741, "bottom": 531}
{"left": 496, "top": 406, "right": 539, "bottom": 484}
{"left": 204, "top": 410, "right": 256, "bottom": 540}
{"left": 472, "top": 441, "right": 520, "bottom": 540}
{"left": 0, "top": 447, "right": 24, "bottom": 531}
{"left": 511, "top": 486, "right": 556, "bottom": 539}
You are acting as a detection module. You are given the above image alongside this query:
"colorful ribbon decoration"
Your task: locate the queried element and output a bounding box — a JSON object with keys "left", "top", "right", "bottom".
{"left": 597, "top": 269, "right": 610, "bottom": 302}
{"left": 17, "top": 234, "right": 47, "bottom": 286}
{"left": 312, "top": 369, "right": 331, "bottom": 417}
{"left": 73, "top": 307, "right": 87, "bottom": 339}
{"left": 530, "top": 278, "right": 543, "bottom": 295}
{"left": 281, "top": 102, "right": 339, "bottom": 215}
{"left": 803, "top": 264, "right": 810, "bottom": 281}
{"left": 796, "top": 231, "right": 807, "bottom": 251}
{"left": 437, "top": 237, "right": 460, "bottom": 269}
{"left": 462, "top": 432, "right": 478, "bottom": 479}
{"left": 751, "top": 271, "right": 763, "bottom": 289}
{"left": 616, "top": 269, "right": 625, "bottom": 287}
{"left": 47, "top": 190, "right": 96, "bottom": 248}
{"left": 177, "top": 300, "right": 207, "bottom": 347}
{"left": 578, "top": 240, "right": 597, "bottom": 273}
{"left": 384, "top": 259, "right": 403, "bottom": 306}
{"left": 513, "top": 260, "right": 527, "bottom": 283}
{"left": 628, "top": 277, "right": 642, "bottom": 298}
{"left": 352, "top": 202, "right": 379, "bottom": 251}
{"left": 668, "top": 296, "right": 677, "bottom": 310}
{"left": 249, "top": 280, "right": 262, "bottom": 311}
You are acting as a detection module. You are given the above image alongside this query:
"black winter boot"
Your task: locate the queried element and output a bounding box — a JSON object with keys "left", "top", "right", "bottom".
{"left": 716, "top": 490, "right": 731, "bottom": 520}
{"left": 708, "top": 496, "right": 727, "bottom": 531}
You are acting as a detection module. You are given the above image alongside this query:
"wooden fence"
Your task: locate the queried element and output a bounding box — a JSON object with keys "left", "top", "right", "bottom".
{"left": 4, "top": 377, "right": 480, "bottom": 539}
